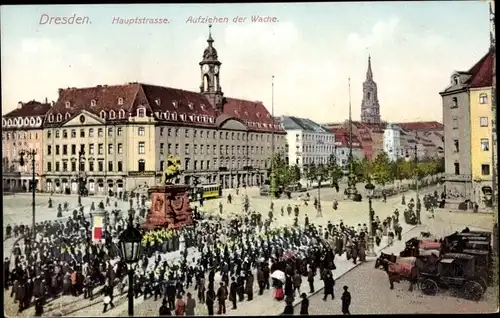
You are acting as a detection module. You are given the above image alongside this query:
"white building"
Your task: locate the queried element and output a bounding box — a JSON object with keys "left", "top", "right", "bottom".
{"left": 279, "top": 116, "right": 336, "bottom": 169}
{"left": 383, "top": 123, "right": 402, "bottom": 161}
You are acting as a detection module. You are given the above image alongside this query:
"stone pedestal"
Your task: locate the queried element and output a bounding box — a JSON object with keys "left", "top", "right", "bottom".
{"left": 141, "top": 184, "right": 194, "bottom": 230}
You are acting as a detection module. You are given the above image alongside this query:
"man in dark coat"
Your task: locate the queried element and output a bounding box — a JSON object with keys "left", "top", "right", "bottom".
{"left": 102, "top": 281, "right": 115, "bottom": 313}
{"left": 159, "top": 298, "right": 171, "bottom": 316}
{"left": 322, "top": 272, "right": 335, "bottom": 301}
{"left": 341, "top": 286, "right": 351, "bottom": 315}
{"left": 206, "top": 288, "right": 215, "bottom": 316}
{"left": 229, "top": 277, "right": 238, "bottom": 309}
{"left": 299, "top": 293, "right": 309, "bottom": 315}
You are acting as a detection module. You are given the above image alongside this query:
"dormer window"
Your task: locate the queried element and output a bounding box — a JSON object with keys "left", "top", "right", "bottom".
{"left": 119, "top": 109, "right": 125, "bottom": 118}
{"left": 171, "top": 112, "right": 177, "bottom": 120}
{"left": 172, "top": 101, "right": 178, "bottom": 108}
{"left": 109, "top": 110, "right": 116, "bottom": 119}
{"left": 200, "top": 104, "right": 205, "bottom": 111}
{"left": 479, "top": 93, "right": 488, "bottom": 104}
{"left": 188, "top": 103, "right": 194, "bottom": 110}
{"left": 244, "top": 111, "right": 248, "bottom": 116}
{"left": 56, "top": 113, "right": 62, "bottom": 121}
{"left": 65, "top": 113, "right": 71, "bottom": 120}
{"left": 2, "top": 119, "right": 6, "bottom": 127}
{"left": 118, "top": 98, "right": 124, "bottom": 105}
{"left": 234, "top": 110, "right": 239, "bottom": 116}
{"left": 65, "top": 101, "right": 71, "bottom": 108}
{"left": 48, "top": 115, "right": 53, "bottom": 123}
{"left": 100, "top": 111, "right": 107, "bottom": 119}
{"left": 451, "top": 97, "right": 458, "bottom": 108}
{"left": 267, "top": 114, "right": 271, "bottom": 118}
{"left": 452, "top": 75, "right": 459, "bottom": 85}
{"left": 91, "top": 99, "right": 96, "bottom": 107}
{"left": 196, "top": 115, "right": 201, "bottom": 122}
{"left": 155, "top": 98, "right": 161, "bottom": 106}
{"left": 24, "top": 118, "right": 30, "bottom": 126}
{"left": 30, "top": 118, "right": 35, "bottom": 126}
{"left": 180, "top": 114, "right": 186, "bottom": 121}
{"left": 137, "top": 107, "right": 146, "bottom": 117}
{"left": 256, "top": 112, "right": 260, "bottom": 118}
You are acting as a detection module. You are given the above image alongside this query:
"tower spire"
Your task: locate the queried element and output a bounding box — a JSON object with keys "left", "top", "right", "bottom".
{"left": 366, "top": 55, "right": 373, "bottom": 80}
{"left": 207, "top": 24, "right": 214, "bottom": 45}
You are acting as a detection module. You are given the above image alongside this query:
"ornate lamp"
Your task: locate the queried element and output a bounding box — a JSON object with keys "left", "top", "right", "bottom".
{"left": 119, "top": 214, "right": 144, "bottom": 316}
{"left": 364, "top": 181, "right": 376, "bottom": 257}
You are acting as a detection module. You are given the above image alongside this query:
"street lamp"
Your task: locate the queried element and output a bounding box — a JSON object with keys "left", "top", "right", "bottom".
{"left": 19, "top": 149, "right": 37, "bottom": 242}
{"left": 119, "top": 214, "right": 144, "bottom": 316}
{"left": 364, "top": 181, "right": 376, "bottom": 257}
{"left": 316, "top": 174, "right": 322, "bottom": 216}
{"left": 78, "top": 150, "right": 85, "bottom": 206}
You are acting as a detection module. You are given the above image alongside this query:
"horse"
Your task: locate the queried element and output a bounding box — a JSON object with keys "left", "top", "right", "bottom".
{"left": 377, "top": 259, "right": 421, "bottom": 291}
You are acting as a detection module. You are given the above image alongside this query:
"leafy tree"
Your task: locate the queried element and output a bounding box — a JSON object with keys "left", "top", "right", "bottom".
{"left": 372, "top": 151, "right": 392, "bottom": 187}
{"left": 305, "top": 164, "right": 318, "bottom": 184}
{"left": 326, "top": 154, "right": 343, "bottom": 186}
{"left": 269, "top": 152, "right": 289, "bottom": 189}
{"left": 351, "top": 157, "right": 371, "bottom": 183}
{"left": 288, "top": 165, "right": 301, "bottom": 185}
{"left": 399, "top": 159, "right": 413, "bottom": 180}
{"left": 390, "top": 158, "right": 405, "bottom": 183}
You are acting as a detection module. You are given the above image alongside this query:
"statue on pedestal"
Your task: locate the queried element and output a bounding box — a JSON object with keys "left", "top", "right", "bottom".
{"left": 142, "top": 155, "right": 193, "bottom": 230}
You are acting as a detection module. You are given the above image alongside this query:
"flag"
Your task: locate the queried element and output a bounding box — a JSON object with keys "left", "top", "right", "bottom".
{"left": 92, "top": 215, "right": 104, "bottom": 242}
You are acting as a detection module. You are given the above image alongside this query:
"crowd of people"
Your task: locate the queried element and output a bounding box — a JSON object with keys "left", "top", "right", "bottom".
{"left": 3, "top": 187, "right": 419, "bottom": 317}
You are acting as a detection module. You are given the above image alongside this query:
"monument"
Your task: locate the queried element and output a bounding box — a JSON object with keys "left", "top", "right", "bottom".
{"left": 142, "top": 155, "right": 194, "bottom": 230}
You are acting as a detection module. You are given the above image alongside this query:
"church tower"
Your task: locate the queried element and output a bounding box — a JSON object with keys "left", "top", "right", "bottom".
{"left": 199, "top": 24, "right": 224, "bottom": 111}
{"left": 360, "top": 55, "right": 381, "bottom": 124}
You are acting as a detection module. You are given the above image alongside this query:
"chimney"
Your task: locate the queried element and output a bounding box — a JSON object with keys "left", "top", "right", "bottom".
{"left": 45, "top": 97, "right": 48, "bottom": 104}
{"left": 58, "top": 88, "right": 63, "bottom": 96}
{"left": 51, "top": 101, "right": 55, "bottom": 106}
{"left": 17, "top": 101, "right": 23, "bottom": 109}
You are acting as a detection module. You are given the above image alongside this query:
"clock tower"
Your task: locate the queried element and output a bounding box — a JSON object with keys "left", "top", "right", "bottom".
{"left": 199, "top": 24, "right": 224, "bottom": 111}
{"left": 360, "top": 55, "right": 381, "bottom": 124}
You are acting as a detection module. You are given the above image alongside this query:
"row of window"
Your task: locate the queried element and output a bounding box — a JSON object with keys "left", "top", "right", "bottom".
{"left": 47, "top": 160, "right": 123, "bottom": 173}
{"left": 451, "top": 139, "right": 490, "bottom": 153}
{"left": 452, "top": 163, "right": 490, "bottom": 176}
{"left": 46, "top": 158, "right": 268, "bottom": 174}
{"left": 3, "top": 132, "right": 40, "bottom": 140}
{"left": 159, "top": 143, "right": 274, "bottom": 156}
{"left": 47, "top": 127, "right": 124, "bottom": 139}
{"left": 295, "top": 133, "right": 335, "bottom": 143}
{"left": 450, "top": 94, "right": 488, "bottom": 108}
{"left": 295, "top": 145, "right": 336, "bottom": 153}
{"left": 451, "top": 116, "right": 489, "bottom": 129}
{"left": 44, "top": 126, "right": 285, "bottom": 142}
{"left": 45, "top": 142, "right": 283, "bottom": 157}
{"left": 2, "top": 116, "right": 43, "bottom": 128}
{"left": 47, "top": 143, "right": 124, "bottom": 156}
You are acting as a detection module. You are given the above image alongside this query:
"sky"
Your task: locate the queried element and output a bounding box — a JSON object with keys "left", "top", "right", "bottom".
{"left": 0, "top": 2, "right": 492, "bottom": 123}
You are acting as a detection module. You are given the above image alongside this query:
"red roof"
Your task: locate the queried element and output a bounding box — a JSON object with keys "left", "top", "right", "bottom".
{"left": 467, "top": 50, "right": 493, "bottom": 88}
{"left": 44, "top": 83, "right": 284, "bottom": 133}
{"left": 3, "top": 100, "right": 52, "bottom": 118}
{"left": 327, "top": 127, "right": 362, "bottom": 148}
{"left": 395, "top": 121, "right": 444, "bottom": 131}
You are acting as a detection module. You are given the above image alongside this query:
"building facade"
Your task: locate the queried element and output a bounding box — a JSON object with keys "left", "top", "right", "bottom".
{"left": 327, "top": 127, "right": 364, "bottom": 168}
{"left": 41, "top": 27, "right": 286, "bottom": 195}
{"left": 360, "top": 56, "right": 381, "bottom": 124}
{"left": 280, "top": 116, "right": 335, "bottom": 169}
{"left": 383, "top": 123, "right": 401, "bottom": 161}
{"left": 440, "top": 51, "right": 493, "bottom": 203}
{"left": 2, "top": 100, "right": 51, "bottom": 192}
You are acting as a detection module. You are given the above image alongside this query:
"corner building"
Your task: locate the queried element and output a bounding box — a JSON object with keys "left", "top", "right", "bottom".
{"left": 42, "top": 27, "right": 286, "bottom": 195}
{"left": 2, "top": 100, "right": 51, "bottom": 192}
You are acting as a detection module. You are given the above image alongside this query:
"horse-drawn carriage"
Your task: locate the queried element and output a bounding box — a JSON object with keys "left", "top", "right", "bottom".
{"left": 419, "top": 253, "right": 487, "bottom": 301}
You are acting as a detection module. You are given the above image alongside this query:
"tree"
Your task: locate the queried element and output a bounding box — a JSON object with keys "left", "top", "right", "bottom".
{"left": 326, "top": 154, "right": 343, "bottom": 187}
{"left": 288, "top": 165, "right": 301, "bottom": 185}
{"left": 390, "top": 158, "right": 405, "bottom": 184}
{"left": 352, "top": 157, "right": 371, "bottom": 183}
{"left": 269, "top": 152, "right": 289, "bottom": 189}
{"left": 305, "top": 164, "right": 318, "bottom": 184}
{"left": 372, "top": 151, "right": 392, "bottom": 187}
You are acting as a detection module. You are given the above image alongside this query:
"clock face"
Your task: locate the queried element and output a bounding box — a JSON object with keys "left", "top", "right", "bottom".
{"left": 214, "top": 65, "right": 219, "bottom": 74}
{"left": 202, "top": 65, "right": 209, "bottom": 73}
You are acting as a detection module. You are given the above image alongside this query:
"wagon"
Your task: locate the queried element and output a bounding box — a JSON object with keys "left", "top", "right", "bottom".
{"left": 419, "top": 253, "right": 487, "bottom": 301}
{"left": 462, "top": 248, "right": 493, "bottom": 286}
{"left": 465, "top": 240, "right": 491, "bottom": 251}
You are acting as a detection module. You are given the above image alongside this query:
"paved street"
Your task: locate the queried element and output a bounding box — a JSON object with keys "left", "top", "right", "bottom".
{"left": 4, "top": 181, "right": 495, "bottom": 316}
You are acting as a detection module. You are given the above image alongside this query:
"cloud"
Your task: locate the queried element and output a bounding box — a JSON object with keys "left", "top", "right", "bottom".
{"left": 347, "top": 17, "right": 400, "bottom": 51}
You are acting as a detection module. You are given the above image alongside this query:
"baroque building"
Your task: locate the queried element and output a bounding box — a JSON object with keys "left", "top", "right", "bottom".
{"left": 41, "top": 26, "right": 286, "bottom": 195}
{"left": 2, "top": 100, "right": 52, "bottom": 192}
{"left": 360, "top": 56, "right": 381, "bottom": 124}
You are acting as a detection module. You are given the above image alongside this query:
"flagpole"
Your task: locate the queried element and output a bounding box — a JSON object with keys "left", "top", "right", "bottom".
{"left": 270, "top": 75, "right": 276, "bottom": 200}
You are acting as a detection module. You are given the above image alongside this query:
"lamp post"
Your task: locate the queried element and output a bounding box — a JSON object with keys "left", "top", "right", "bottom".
{"left": 119, "top": 214, "right": 144, "bottom": 317}
{"left": 316, "top": 174, "right": 322, "bottom": 216}
{"left": 19, "top": 149, "right": 37, "bottom": 242}
{"left": 364, "top": 181, "right": 376, "bottom": 257}
{"left": 414, "top": 144, "right": 421, "bottom": 224}
{"left": 78, "top": 150, "right": 85, "bottom": 206}
{"left": 346, "top": 77, "right": 359, "bottom": 200}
